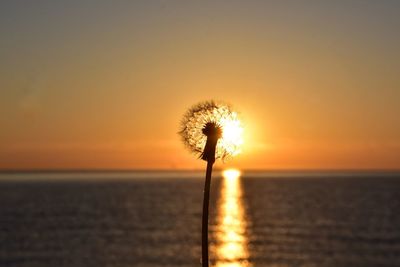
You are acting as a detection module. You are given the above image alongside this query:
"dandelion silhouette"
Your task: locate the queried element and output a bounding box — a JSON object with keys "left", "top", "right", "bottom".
{"left": 180, "top": 100, "right": 243, "bottom": 267}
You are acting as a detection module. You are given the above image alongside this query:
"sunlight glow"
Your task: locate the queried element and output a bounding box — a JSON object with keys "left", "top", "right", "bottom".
{"left": 213, "top": 169, "right": 251, "bottom": 267}
{"left": 180, "top": 102, "right": 243, "bottom": 161}
{"left": 222, "top": 169, "right": 241, "bottom": 180}
{"left": 219, "top": 112, "right": 244, "bottom": 157}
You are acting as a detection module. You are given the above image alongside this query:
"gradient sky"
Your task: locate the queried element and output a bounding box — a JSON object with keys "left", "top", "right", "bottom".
{"left": 1, "top": 1, "right": 399, "bottom": 170}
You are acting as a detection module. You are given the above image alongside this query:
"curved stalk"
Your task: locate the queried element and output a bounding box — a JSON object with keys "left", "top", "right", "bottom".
{"left": 202, "top": 160, "right": 213, "bottom": 267}
{"left": 200, "top": 122, "right": 221, "bottom": 267}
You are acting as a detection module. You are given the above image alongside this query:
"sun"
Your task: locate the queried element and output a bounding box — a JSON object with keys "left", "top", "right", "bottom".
{"left": 219, "top": 112, "right": 244, "bottom": 157}
{"left": 179, "top": 101, "right": 244, "bottom": 161}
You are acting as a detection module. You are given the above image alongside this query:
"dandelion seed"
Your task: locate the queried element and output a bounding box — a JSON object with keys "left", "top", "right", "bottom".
{"left": 180, "top": 101, "right": 243, "bottom": 162}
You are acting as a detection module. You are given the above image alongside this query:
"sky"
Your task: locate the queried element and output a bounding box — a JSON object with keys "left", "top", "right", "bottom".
{"left": 0, "top": 1, "right": 399, "bottom": 170}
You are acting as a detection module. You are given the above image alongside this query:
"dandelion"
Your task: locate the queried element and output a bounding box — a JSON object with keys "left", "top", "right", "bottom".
{"left": 179, "top": 100, "right": 243, "bottom": 267}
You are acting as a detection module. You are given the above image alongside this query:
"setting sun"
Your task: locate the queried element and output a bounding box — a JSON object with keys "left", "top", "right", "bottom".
{"left": 220, "top": 113, "right": 244, "bottom": 157}
{"left": 180, "top": 102, "right": 244, "bottom": 161}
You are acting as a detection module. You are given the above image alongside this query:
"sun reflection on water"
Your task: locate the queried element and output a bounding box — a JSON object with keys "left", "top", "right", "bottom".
{"left": 213, "top": 169, "right": 251, "bottom": 267}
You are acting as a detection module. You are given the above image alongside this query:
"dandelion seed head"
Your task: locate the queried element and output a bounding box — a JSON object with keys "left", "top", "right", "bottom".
{"left": 180, "top": 101, "right": 243, "bottom": 161}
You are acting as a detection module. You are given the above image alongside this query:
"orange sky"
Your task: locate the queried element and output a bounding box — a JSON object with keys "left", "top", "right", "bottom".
{"left": 1, "top": 1, "right": 399, "bottom": 170}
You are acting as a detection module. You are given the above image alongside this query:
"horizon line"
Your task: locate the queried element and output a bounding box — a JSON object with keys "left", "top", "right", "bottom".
{"left": 1, "top": 168, "right": 400, "bottom": 174}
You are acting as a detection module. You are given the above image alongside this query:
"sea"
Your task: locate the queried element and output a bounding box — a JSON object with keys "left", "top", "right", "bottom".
{"left": 1, "top": 171, "right": 400, "bottom": 267}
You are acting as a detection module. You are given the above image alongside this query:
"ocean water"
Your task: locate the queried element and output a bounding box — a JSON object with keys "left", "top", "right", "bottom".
{"left": 0, "top": 171, "right": 400, "bottom": 267}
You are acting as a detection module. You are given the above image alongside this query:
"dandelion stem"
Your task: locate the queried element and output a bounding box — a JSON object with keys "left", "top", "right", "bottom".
{"left": 202, "top": 159, "right": 213, "bottom": 267}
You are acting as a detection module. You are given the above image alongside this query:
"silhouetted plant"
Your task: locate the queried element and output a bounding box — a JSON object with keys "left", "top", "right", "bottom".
{"left": 180, "top": 100, "right": 243, "bottom": 267}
